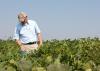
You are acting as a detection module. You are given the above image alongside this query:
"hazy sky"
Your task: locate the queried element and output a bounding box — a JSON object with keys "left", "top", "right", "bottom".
{"left": 0, "top": 0, "right": 100, "bottom": 40}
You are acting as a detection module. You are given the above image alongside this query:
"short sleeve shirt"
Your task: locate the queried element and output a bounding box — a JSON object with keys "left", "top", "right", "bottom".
{"left": 13, "top": 20, "right": 41, "bottom": 43}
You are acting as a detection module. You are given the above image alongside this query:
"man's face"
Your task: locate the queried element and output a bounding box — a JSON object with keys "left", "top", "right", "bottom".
{"left": 18, "top": 15, "right": 26, "bottom": 24}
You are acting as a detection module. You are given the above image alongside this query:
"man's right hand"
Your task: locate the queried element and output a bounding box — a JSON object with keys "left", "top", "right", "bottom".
{"left": 15, "top": 39, "right": 23, "bottom": 47}
{"left": 15, "top": 39, "right": 26, "bottom": 51}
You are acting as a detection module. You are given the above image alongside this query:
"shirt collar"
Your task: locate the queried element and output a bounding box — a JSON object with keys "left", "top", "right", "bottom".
{"left": 20, "top": 22, "right": 29, "bottom": 26}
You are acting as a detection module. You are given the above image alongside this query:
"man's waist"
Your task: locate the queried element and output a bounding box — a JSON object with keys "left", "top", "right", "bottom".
{"left": 23, "top": 41, "right": 38, "bottom": 45}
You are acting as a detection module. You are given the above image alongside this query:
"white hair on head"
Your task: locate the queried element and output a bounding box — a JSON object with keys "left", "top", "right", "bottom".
{"left": 18, "top": 12, "right": 27, "bottom": 18}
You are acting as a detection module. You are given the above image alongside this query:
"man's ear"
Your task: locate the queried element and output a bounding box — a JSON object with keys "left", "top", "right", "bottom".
{"left": 25, "top": 16, "right": 28, "bottom": 20}
{"left": 25, "top": 16, "right": 28, "bottom": 23}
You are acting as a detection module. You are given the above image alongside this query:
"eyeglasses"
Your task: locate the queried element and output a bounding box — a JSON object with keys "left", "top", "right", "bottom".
{"left": 18, "top": 16, "right": 27, "bottom": 19}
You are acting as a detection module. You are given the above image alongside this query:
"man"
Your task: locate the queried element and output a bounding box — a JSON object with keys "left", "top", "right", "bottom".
{"left": 14, "top": 12, "right": 42, "bottom": 53}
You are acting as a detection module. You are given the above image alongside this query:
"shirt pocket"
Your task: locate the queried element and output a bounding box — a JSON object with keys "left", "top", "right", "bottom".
{"left": 28, "top": 26, "right": 35, "bottom": 33}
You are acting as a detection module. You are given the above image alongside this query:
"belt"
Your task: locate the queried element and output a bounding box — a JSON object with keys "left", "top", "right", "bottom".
{"left": 24, "top": 41, "right": 38, "bottom": 45}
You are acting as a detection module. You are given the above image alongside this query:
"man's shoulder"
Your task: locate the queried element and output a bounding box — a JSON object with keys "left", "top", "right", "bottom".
{"left": 28, "top": 20, "right": 37, "bottom": 25}
{"left": 15, "top": 23, "right": 22, "bottom": 30}
{"left": 16, "top": 23, "right": 21, "bottom": 27}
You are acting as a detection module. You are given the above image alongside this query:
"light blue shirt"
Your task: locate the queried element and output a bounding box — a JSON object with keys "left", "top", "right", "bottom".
{"left": 13, "top": 20, "right": 41, "bottom": 44}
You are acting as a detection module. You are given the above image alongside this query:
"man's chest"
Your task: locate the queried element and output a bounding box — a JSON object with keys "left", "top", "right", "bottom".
{"left": 20, "top": 25, "right": 35, "bottom": 35}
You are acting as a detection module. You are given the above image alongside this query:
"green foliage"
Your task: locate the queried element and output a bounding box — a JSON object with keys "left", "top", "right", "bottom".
{"left": 0, "top": 38, "right": 100, "bottom": 71}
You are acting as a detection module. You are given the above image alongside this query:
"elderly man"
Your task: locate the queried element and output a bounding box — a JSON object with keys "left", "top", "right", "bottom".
{"left": 14, "top": 12, "right": 42, "bottom": 53}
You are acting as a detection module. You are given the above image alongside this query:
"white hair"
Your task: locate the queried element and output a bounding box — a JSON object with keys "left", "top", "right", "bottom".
{"left": 18, "top": 12, "right": 27, "bottom": 18}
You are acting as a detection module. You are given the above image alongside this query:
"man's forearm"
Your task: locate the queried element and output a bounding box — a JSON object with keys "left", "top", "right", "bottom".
{"left": 38, "top": 33, "right": 43, "bottom": 47}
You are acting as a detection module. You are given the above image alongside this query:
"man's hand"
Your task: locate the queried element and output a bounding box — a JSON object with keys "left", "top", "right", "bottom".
{"left": 15, "top": 39, "right": 23, "bottom": 47}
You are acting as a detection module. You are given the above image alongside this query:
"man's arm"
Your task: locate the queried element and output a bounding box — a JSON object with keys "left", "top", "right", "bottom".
{"left": 14, "top": 24, "right": 22, "bottom": 46}
{"left": 34, "top": 21, "right": 42, "bottom": 47}
{"left": 37, "top": 33, "right": 43, "bottom": 47}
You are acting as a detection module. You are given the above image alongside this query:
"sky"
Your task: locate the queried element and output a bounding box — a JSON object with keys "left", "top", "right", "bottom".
{"left": 0, "top": 0, "right": 100, "bottom": 40}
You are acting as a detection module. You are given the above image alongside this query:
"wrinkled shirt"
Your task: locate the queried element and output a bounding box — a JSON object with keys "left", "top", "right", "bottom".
{"left": 13, "top": 20, "right": 41, "bottom": 43}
